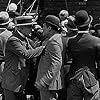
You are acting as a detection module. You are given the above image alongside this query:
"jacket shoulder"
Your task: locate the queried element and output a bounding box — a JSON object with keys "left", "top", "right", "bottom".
{"left": 8, "top": 35, "right": 20, "bottom": 41}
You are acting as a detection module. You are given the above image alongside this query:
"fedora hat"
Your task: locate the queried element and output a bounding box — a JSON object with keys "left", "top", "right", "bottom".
{"left": 15, "top": 16, "right": 37, "bottom": 26}
{"left": 74, "top": 10, "right": 93, "bottom": 27}
{"left": 44, "top": 15, "right": 61, "bottom": 29}
{"left": 0, "top": 11, "right": 11, "bottom": 25}
{"left": 65, "top": 16, "right": 77, "bottom": 31}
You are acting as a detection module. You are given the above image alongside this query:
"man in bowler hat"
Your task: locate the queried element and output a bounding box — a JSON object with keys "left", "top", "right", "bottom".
{"left": 60, "top": 16, "right": 78, "bottom": 100}
{"left": 1, "top": 15, "right": 46, "bottom": 100}
{"left": 35, "top": 15, "right": 64, "bottom": 100}
{"left": 67, "top": 10, "right": 100, "bottom": 100}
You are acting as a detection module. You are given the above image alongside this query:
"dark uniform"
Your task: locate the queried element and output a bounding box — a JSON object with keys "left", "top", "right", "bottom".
{"left": 67, "top": 10, "right": 100, "bottom": 100}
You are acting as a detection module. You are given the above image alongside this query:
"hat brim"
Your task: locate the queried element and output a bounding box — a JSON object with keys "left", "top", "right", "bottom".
{"left": 0, "top": 18, "right": 12, "bottom": 26}
{"left": 44, "top": 21, "right": 60, "bottom": 28}
{"left": 74, "top": 15, "right": 93, "bottom": 28}
{"left": 15, "top": 22, "right": 37, "bottom": 26}
{"left": 65, "top": 23, "right": 78, "bottom": 31}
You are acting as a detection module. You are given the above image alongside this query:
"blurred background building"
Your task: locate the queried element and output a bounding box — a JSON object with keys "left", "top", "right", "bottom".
{"left": 0, "top": 0, "right": 100, "bottom": 25}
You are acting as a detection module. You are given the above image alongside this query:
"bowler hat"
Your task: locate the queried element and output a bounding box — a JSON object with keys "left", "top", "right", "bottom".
{"left": 44, "top": 15, "right": 61, "bottom": 29}
{"left": 15, "top": 16, "right": 37, "bottom": 26}
{"left": 0, "top": 11, "right": 11, "bottom": 25}
{"left": 66, "top": 16, "right": 77, "bottom": 31}
{"left": 74, "top": 10, "right": 93, "bottom": 27}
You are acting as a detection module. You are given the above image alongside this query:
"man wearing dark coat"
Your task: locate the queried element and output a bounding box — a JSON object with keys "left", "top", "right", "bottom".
{"left": 1, "top": 15, "right": 45, "bottom": 100}
{"left": 67, "top": 10, "right": 100, "bottom": 100}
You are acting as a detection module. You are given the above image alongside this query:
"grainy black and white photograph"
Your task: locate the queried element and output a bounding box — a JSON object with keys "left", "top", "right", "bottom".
{"left": 0, "top": 0, "right": 100, "bottom": 100}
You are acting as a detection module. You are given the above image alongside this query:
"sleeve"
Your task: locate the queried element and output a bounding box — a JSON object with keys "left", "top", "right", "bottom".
{"left": 67, "top": 38, "right": 73, "bottom": 59}
{"left": 7, "top": 38, "right": 45, "bottom": 59}
{"left": 0, "top": 37, "right": 4, "bottom": 64}
{"left": 95, "top": 41, "right": 100, "bottom": 79}
{"left": 41, "top": 39, "right": 62, "bottom": 85}
{"left": 96, "top": 40, "right": 100, "bottom": 80}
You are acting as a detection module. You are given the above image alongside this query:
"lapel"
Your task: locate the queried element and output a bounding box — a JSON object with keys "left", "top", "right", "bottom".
{"left": 12, "top": 31, "right": 30, "bottom": 49}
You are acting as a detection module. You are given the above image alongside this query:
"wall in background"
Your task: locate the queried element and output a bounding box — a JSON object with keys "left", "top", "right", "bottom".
{"left": 38, "top": 0, "right": 100, "bottom": 25}
{"left": 67, "top": 0, "right": 100, "bottom": 25}
{"left": 0, "top": 0, "right": 100, "bottom": 25}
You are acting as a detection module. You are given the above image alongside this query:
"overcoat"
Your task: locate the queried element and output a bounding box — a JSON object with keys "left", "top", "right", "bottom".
{"left": 2, "top": 31, "right": 44, "bottom": 92}
{"left": 68, "top": 32, "right": 100, "bottom": 79}
{"left": 35, "top": 33, "right": 64, "bottom": 90}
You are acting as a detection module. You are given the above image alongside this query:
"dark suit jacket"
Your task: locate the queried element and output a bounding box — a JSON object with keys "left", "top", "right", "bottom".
{"left": 68, "top": 32, "right": 100, "bottom": 79}
{"left": 1, "top": 31, "right": 44, "bottom": 92}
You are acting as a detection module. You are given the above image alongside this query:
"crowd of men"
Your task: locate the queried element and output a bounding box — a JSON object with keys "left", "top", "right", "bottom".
{"left": 0, "top": 2, "right": 100, "bottom": 100}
